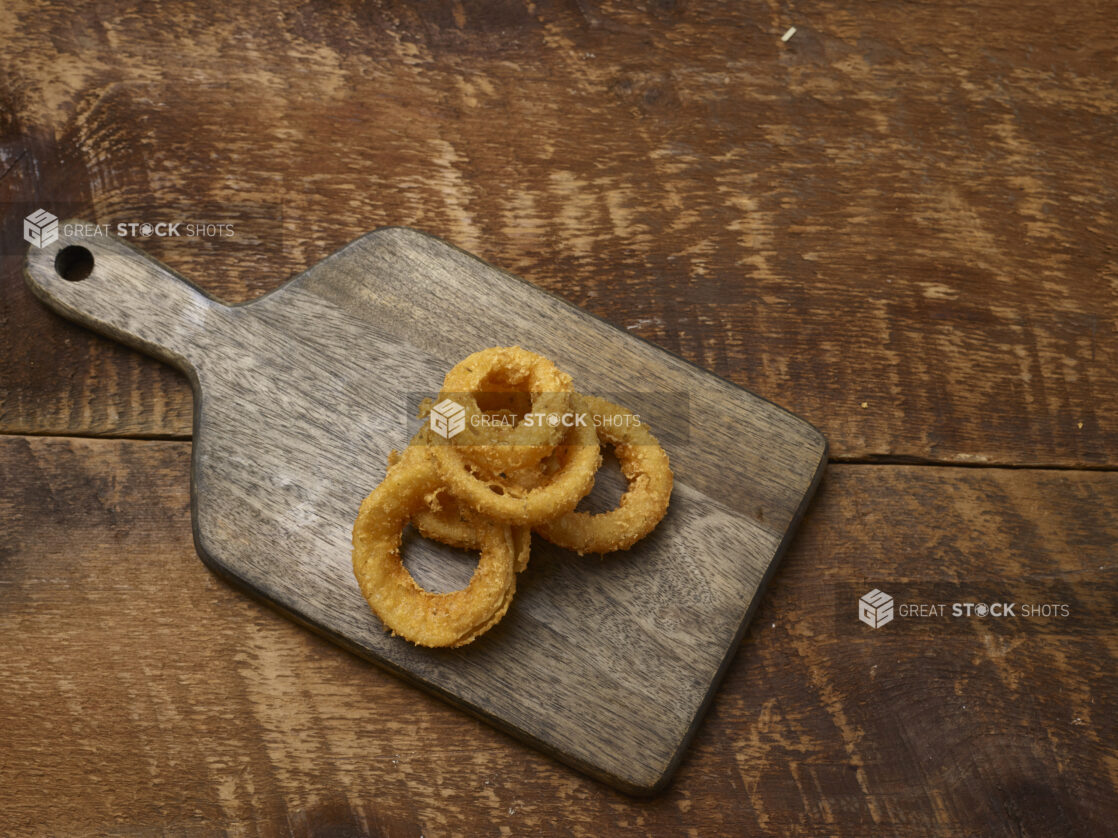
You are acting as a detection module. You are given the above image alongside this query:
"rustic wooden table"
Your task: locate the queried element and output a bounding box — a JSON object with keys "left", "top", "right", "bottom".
{"left": 2, "top": 2, "right": 1114, "bottom": 835}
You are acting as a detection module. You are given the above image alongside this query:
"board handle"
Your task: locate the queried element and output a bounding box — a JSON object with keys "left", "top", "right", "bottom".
{"left": 23, "top": 219, "right": 221, "bottom": 371}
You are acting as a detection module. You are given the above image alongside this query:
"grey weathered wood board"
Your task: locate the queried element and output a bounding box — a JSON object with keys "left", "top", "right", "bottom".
{"left": 23, "top": 223, "right": 826, "bottom": 794}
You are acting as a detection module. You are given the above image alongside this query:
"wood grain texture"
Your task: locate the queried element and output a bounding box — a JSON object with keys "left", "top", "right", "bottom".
{"left": 3, "top": 0, "right": 1116, "bottom": 831}
{"left": 24, "top": 225, "right": 826, "bottom": 792}
{"left": 1, "top": 0, "right": 1115, "bottom": 465}
{"left": 1, "top": 435, "right": 1113, "bottom": 836}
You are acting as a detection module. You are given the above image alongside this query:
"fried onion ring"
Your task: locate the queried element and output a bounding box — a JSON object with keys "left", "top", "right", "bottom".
{"left": 534, "top": 394, "right": 673, "bottom": 554}
{"left": 430, "top": 397, "right": 602, "bottom": 527}
{"left": 416, "top": 487, "right": 533, "bottom": 573}
{"left": 390, "top": 438, "right": 533, "bottom": 572}
{"left": 352, "top": 449, "right": 517, "bottom": 647}
{"left": 439, "top": 346, "right": 573, "bottom": 473}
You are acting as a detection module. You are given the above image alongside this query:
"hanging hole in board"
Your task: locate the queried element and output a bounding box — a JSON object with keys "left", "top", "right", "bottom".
{"left": 55, "top": 245, "right": 94, "bottom": 282}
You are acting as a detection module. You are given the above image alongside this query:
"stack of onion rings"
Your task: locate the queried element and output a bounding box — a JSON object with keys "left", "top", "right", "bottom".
{"left": 352, "top": 346, "right": 673, "bottom": 647}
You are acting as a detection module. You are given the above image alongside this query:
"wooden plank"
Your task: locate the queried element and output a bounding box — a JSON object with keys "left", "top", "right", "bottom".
{"left": 23, "top": 225, "right": 826, "bottom": 793}
{"left": 2, "top": 0, "right": 1116, "bottom": 466}
{"left": 1, "top": 436, "right": 1113, "bottom": 835}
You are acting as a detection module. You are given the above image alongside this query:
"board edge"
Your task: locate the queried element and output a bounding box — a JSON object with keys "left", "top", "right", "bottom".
{"left": 644, "top": 433, "right": 830, "bottom": 795}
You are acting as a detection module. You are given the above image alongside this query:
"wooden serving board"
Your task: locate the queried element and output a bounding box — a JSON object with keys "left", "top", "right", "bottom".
{"left": 24, "top": 224, "right": 826, "bottom": 794}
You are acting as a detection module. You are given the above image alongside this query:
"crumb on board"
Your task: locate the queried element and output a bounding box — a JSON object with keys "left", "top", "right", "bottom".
{"left": 781, "top": 26, "right": 797, "bottom": 42}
